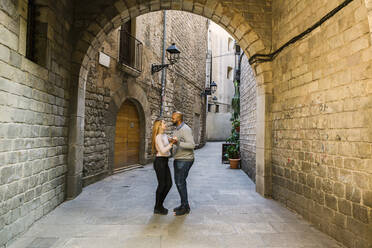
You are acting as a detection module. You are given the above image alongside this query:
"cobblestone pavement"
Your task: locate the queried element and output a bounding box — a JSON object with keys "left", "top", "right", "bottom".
{"left": 8, "top": 143, "right": 344, "bottom": 248}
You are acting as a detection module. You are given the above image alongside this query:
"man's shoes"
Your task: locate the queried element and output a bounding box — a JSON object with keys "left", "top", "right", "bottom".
{"left": 173, "top": 205, "right": 190, "bottom": 212}
{"left": 173, "top": 205, "right": 182, "bottom": 212}
{"left": 154, "top": 207, "right": 168, "bottom": 215}
{"left": 174, "top": 206, "right": 190, "bottom": 216}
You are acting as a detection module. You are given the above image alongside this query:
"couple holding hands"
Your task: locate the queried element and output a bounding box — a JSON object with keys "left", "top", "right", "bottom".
{"left": 151, "top": 111, "right": 195, "bottom": 216}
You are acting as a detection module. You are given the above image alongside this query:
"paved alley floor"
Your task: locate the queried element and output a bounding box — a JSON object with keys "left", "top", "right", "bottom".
{"left": 9, "top": 142, "right": 344, "bottom": 248}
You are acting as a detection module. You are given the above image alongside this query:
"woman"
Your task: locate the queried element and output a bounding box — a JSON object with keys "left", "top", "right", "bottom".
{"left": 152, "top": 118, "right": 176, "bottom": 215}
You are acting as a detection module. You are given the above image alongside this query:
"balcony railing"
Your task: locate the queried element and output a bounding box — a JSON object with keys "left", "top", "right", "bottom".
{"left": 119, "top": 29, "right": 143, "bottom": 75}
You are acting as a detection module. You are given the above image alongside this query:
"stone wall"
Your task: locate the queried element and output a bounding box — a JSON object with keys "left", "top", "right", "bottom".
{"left": 83, "top": 61, "right": 110, "bottom": 182}
{"left": 82, "top": 10, "right": 208, "bottom": 182}
{"left": 271, "top": 0, "right": 372, "bottom": 247}
{"left": 206, "top": 113, "right": 231, "bottom": 141}
{"left": 240, "top": 54, "right": 257, "bottom": 181}
{"left": 142, "top": 11, "right": 208, "bottom": 146}
{"left": 165, "top": 11, "right": 208, "bottom": 145}
{"left": 0, "top": 0, "right": 73, "bottom": 246}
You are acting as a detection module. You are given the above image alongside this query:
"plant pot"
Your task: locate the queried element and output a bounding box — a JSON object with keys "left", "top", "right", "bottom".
{"left": 229, "top": 158, "right": 240, "bottom": 169}
{"left": 235, "top": 126, "right": 240, "bottom": 132}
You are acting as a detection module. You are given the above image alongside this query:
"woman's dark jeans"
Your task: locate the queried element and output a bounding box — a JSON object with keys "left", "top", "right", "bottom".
{"left": 154, "top": 157, "right": 172, "bottom": 209}
{"left": 174, "top": 160, "right": 194, "bottom": 207}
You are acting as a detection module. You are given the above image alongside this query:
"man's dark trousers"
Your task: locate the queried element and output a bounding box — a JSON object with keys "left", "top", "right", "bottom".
{"left": 174, "top": 160, "right": 194, "bottom": 207}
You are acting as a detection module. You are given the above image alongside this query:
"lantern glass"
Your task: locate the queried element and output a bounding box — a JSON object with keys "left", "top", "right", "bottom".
{"left": 210, "top": 81, "right": 217, "bottom": 94}
{"left": 167, "top": 53, "right": 180, "bottom": 64}
{"left": 166, "top": 43, "right": 181, "bottom": 64}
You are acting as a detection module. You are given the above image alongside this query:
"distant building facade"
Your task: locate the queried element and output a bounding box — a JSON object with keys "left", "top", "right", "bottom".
{"left": 205, "top": 21, "right": 235, "bottom": 141}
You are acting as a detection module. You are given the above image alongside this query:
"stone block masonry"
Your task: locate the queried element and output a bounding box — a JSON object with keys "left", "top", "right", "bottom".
{"left": 0, "top": 0, "right": 73, "bottom": 247}
{"left": 83, "top": 61, "right": 110, "bottom": 183}
{"left": 240, "top": 54, "right": 257, "bottom": 182}
{"left": 271, "top": 0, "right": 372, "bottom": 247}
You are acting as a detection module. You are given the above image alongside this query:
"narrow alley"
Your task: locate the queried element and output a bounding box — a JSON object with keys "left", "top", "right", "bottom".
{"left": 8, "top": 143, "right": 343, "bottom": 248}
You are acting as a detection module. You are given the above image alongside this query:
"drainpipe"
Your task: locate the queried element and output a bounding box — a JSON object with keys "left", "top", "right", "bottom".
{"left": 210, "top": 52, "right": 213, "bottom": 87}
{"left": 160, "top": 10, "right": 167, "bottom": 116}
{"left": 236, "top": 45, "right": 244, "bottom": 86}
{"left": 206, "top": 51, "right": 212, "bottom": 108}
{"left": 205, "top": 21, "right": 212, "bottom": 140}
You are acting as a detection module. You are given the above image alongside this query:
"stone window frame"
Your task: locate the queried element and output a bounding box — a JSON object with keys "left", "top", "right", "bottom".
{"left": 21, "top": 0, "right": 50, "bottom": 68}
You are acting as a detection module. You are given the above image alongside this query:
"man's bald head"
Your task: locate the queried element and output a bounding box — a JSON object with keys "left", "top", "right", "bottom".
{"left": 172, "top": 111, "right": 183, "bottom": 126}
{"left": 173, "top": 111, "right": 183, "bottom": 120}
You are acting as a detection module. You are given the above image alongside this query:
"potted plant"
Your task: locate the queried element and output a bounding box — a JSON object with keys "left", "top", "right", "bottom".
{"left": 224, "top": 127, "right": 240, "bottom": 169}
{"left": 222, "top": 78, "right": 241, "bottom": 168}
{"left": 224, "top": 142, "right": 240, "bottom": 169}
{"left": 232, "top": 119, "right": 240, "bottom": 133}
{"left": 222, "top": 118, "right": 239, "bottom": 164}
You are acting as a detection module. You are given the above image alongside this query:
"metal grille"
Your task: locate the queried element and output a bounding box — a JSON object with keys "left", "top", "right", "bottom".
{"left": 119, "top": 29, "right": 143, "bottom": 72}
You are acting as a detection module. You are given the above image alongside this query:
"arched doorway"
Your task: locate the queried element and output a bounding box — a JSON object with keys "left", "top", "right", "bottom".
{"left": 114, "top": 100, "right": 140, "bottom": 171}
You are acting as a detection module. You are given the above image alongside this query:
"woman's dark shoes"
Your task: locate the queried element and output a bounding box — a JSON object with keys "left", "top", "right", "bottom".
{"left": 174, "top": 206, "right": 190, "bottom": 216}
{"left": 154, "top": 207, "right": 168, "bottom": 215}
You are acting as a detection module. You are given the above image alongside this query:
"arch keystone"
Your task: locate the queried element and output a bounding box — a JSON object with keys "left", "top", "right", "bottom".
{"left": 182, "top": 0, "right": 193, "bottom": 11}
{"left": 114, "top": 0, "right": 127, "bottom": 13}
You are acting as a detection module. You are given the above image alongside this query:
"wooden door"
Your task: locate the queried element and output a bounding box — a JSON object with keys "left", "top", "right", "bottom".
{"left": 114, "top": 100, "right": 140, "bottom": 170}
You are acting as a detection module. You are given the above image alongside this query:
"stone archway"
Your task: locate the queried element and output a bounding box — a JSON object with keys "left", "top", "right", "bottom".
{"left": 67, "top": 1, "right": 273, "bottom": 199}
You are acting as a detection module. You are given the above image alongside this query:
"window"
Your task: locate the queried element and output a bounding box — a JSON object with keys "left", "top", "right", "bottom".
{"left": 227, "top": 66, "right": 233, "bottom": 80}
{"left": 119, "top": 21, "right": 134, "bottom": 66}
{"left": 228, "top": 37, "right": 234, "bottom": 51}
{"left": 26, "top": 0, "right": 36, "bottom": 61}
{"left": 25, "top": 0, "right": 47, "bottom": 66}
{"left": 215, "top": 105, "right": 220, "bottom": 113}
{"left": 119, "top": 19, "right": 143, "bottom": 72}
{"left": 208, "top": 104, "right": 212, "bottom": 112}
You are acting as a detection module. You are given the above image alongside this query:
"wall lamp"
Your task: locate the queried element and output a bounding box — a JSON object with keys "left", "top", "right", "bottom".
{"left": 151, "top": 43, "right": 181, "bottom": 74}
{"left": 201, "top": 81, "right": 217, "bottom": 96}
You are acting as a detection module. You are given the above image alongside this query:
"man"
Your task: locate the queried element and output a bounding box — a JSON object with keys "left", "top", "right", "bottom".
{"left": 171, "top": 111, "right": 195, "bottom": 216}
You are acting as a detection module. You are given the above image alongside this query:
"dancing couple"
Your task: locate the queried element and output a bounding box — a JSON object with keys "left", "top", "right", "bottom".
{"left": 151, "top": 111, "right": 195, "bottom": 216}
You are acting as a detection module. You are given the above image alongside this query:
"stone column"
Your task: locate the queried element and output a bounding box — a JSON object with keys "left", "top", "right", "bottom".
{"left": 66, "top": 75, "right": 86, "bottom": 199}
{"left": 254, "top": 62, "right": 273, "bottom": 198}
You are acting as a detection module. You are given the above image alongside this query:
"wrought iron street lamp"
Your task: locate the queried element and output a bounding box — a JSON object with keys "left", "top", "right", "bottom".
{"left": 210, "top": 81, "right": 217, "bottom": 93}
{"left": 151, "top": 43, "right": 181, "bottom": 74}
{"left": 201, "top": 81, "right": 217, "bottom": 96}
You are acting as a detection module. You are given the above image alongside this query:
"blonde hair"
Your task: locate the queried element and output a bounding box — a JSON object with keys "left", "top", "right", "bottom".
{"left": 151, "top": 119, "right": 164, "bottom": 154}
